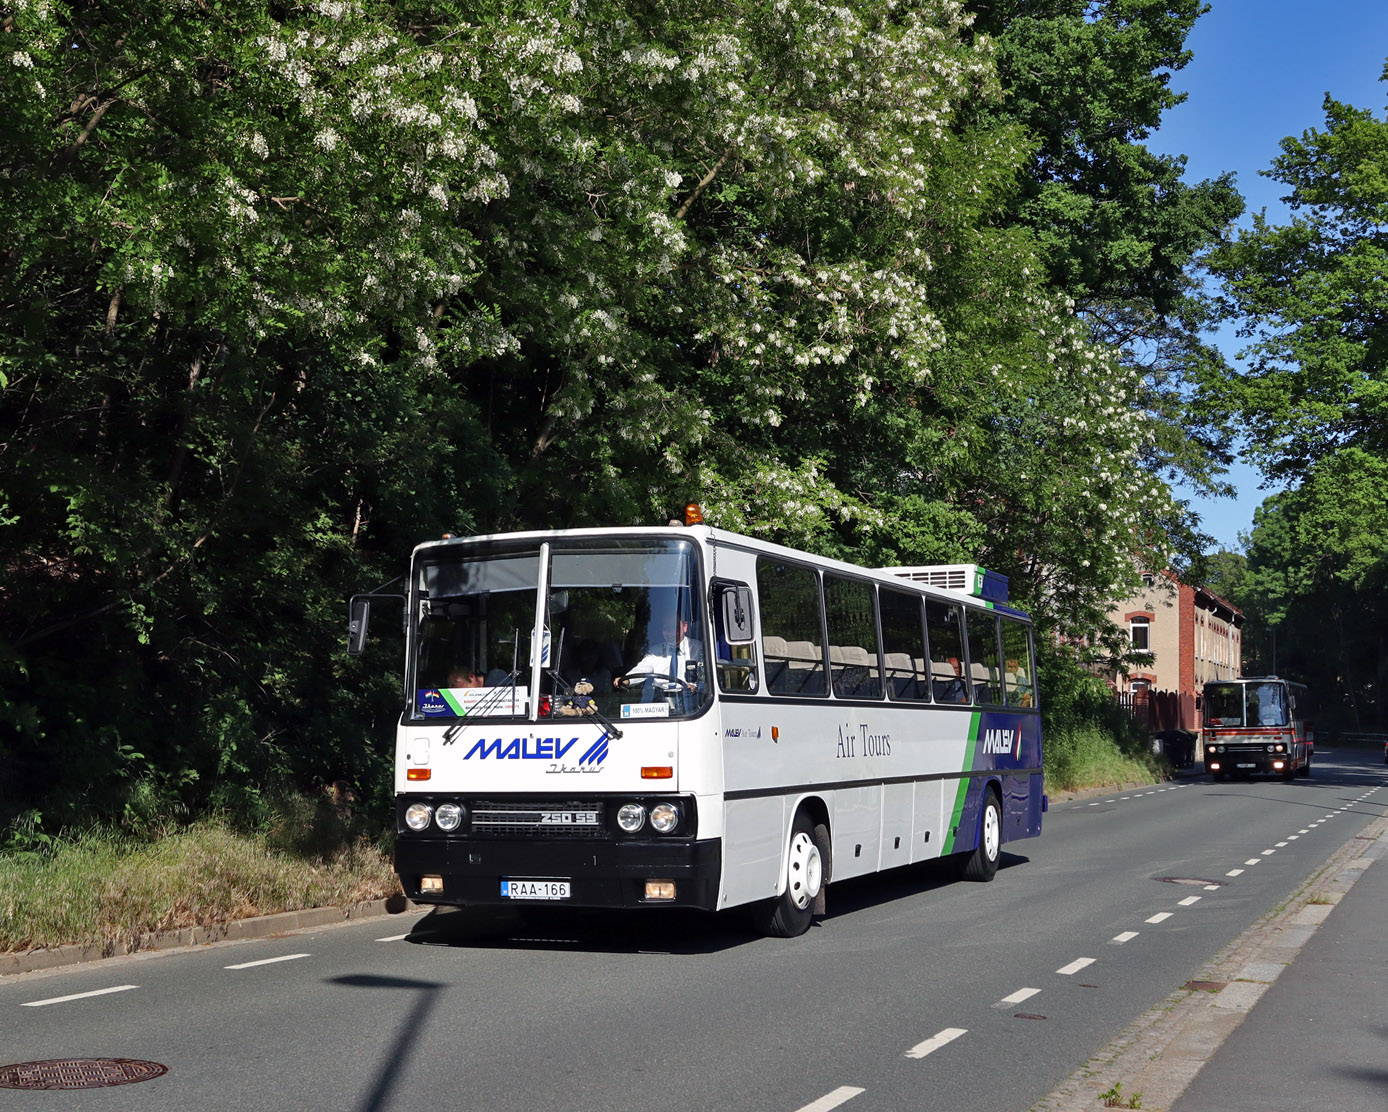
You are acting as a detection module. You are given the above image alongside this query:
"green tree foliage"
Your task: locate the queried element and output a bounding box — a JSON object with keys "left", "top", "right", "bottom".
{"left": 1204, "top": 71, "right": 1388, "bottom": 728}
{"left": 964, "top": 0, "right": 1245, "bottom": 509}
{"left": 1, "top": 0, "right": 1229, "bottom": 834}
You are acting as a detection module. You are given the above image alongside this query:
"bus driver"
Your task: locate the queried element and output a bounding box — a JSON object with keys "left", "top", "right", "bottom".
{"left": 615, "top": 614, "right": 700, "bottom": 691}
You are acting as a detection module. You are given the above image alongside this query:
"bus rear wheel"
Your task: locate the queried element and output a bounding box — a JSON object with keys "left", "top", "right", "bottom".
{"left": 763, "top": 812, "right": 828, "bottom": 938}
{"left": 960, "top": 791, "right": 1001, "bottom": 882}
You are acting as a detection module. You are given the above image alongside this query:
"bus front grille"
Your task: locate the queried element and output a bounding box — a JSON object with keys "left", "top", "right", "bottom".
{"left": 469, "top": 801, "right": 607, "bottom": 839}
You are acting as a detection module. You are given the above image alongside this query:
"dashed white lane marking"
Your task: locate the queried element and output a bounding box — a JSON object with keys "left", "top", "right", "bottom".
{"left": 795, "top": 1086, "right": 865, "bottom": 1112}
{"left": 376, "top": 933, "right": 411, "bottom": 942}
{"left": 1146, "top": 912, "right": 1173, "bottom": 924}
{"left": 1287, "top": 835, "right": 1299, "bottom": 841}
{"left": 225, "top": 953, "right": 311, "bottom": 970}
{"left": 1111, "top": 931, "right": 1139, "bottom": 944}
{"left": 1204, "top": 884, "right": 1222, "bottom": 890}
{"left": 1227, "top": 868, "right": 1244, "bottom": 877}
{"left": 1057, "top": 958, "right": 1096, "bottom": 976}
{"left": 1244, "top": 859, "right": 1262, "bottom": 866}
{"left": 905, "top": 1028, "right": 968, "bottom": 1059}
{"left": 1298, "top": 829, "right": 1310, "bottom": 834}
{"left": 1178, "top": 896, "right": 1202, "bottom": 907}
{"left": 1276, "top": 841, "right": 1289, "bottom": 847}
{"left": 1261, "top": 849, "right": 1277, "bottom": 856}
{"left": 23, "top": 985, "right": 138, "bottom": 1007}
{"left": 997, "top": 987, "right": 1041, "bottom": 1007}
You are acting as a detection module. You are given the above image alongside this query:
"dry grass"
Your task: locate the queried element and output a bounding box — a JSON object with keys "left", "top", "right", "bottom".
{"left": 1, "top": 820, "right": 400, "bottom": 954}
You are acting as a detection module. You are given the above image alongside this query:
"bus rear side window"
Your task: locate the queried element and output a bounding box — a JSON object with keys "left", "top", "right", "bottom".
{"left": 1001, "top": 619, "right": 1035, "bottom": 708}
{"left": 757, "top": 560, "right": 826, "bottom": 696}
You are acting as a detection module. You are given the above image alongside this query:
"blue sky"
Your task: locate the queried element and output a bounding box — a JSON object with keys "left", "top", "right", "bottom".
{"left": 1146, "top": 0, "right": 1388, "bottom": 551}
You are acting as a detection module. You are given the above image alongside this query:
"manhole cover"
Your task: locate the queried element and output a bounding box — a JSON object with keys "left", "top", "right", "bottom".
{"left": 0, "top": 1058, "right": 169, "bottom": 1090}
{"left": 1155, "top": 876, "right": 1226, "bottom": 887}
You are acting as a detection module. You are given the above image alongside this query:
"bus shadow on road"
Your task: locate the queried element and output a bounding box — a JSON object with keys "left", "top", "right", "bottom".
{"left": 400, "top": 904, "right": 755, "bottom": 954}
{"left": 820, "top": 852, "right": 1030, "bottom": 919}
{"left": 398, "top": 854, "right": 1031, "bottom": 954}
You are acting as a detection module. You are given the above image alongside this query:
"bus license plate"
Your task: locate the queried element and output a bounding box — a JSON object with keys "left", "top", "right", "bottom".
{"left": 501, "top": 879, "right": 570, "bottom": 900}
{"left": 1236, "top": 763, "right": 1255, "bottom": 769}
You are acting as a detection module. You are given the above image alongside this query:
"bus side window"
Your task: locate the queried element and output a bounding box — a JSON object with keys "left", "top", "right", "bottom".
{"left": 926, "top": 599, "right": 969, "bottom": 704}
{"left": 966, "top": 610, "right": 1004, "bottom": 706}
{"left": 880, "top": 588, "right": 929, "bottom": 701}
{"left": 1001, "top": 619, "right": 1036, "bottom": 708}
{"left": 825, "top": 574, "right": 882, "bottom": 699}
{"left": 757, "top": 559, "right": 827, "bottom": 698}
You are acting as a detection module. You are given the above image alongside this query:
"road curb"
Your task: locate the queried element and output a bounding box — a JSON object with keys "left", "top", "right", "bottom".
{"left": 0, "top": 895, "right": 420, "bottom": 978}
{"left": 1030, "top": 802, "right": 1388, "bottom": 1112}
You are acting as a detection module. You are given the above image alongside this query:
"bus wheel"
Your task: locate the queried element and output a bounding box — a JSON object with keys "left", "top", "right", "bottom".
{"left": 1300, "top": 756, "right": 1312, "bottom": 777}
{"left": 765, "top": 812, "right": 828, "bottom": 938}
{"left": 961, "top": 791, "right": 1001, "bottom": 883}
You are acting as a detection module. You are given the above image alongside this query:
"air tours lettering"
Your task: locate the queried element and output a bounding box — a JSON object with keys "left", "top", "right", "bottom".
{"left": 836, "top": 724, "right": 892, "bottom": 759}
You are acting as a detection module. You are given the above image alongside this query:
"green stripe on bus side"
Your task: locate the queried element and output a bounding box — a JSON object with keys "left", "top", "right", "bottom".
{"left": 943, "top": 712, "right": 982, "bottom": 853}
{"left": 441, "top": 690, "right": 467, "bottom": 715}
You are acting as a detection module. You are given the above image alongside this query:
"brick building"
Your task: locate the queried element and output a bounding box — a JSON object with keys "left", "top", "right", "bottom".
{"left": 1106, "top": 571, "right": 1244, "bottom": 732}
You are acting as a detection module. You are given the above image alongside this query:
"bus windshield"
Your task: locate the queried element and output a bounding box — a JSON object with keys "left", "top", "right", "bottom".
{"left": 1204, "top": 681, "right": 1289, "bottom": 728}
{"left": 547, "top": 539, "right": 707, "bottom": 720}
{"left": 411, "top": 538, "right": 708, "bottom": 720}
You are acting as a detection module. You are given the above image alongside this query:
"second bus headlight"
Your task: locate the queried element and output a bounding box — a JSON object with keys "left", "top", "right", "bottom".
{"left": 649, "top": 802, "right": 680, "bottom": 834}
{"left": 434, "top": 803, "right": 463, "bottom": 831}
{"left": 617, "top": 803, "right": 646, "bottom": 832}
{"left": 404, "top": 803, "right": 433, "bottom": 831}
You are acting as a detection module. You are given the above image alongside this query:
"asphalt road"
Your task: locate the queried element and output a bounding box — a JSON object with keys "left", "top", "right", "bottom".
{"left": 3, "top": 749, "right": 1384, "bottom": 1112}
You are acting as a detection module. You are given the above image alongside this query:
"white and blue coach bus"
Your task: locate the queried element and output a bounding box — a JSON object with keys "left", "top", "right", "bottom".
{"left": 349, "top": 507, "right": 1045, "bottom": 937}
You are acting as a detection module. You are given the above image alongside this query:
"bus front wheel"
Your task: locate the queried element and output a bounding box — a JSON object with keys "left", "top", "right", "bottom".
{"left": 764, "top": 812, "right": 828, "bottom": 938}
{"left": 960, "top": 791, "right": 1001, "bottom": 882}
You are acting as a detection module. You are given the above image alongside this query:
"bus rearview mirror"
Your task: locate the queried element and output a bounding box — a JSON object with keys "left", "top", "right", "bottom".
{"left": 348, "top": 596, "right": 371, "bottom": 656}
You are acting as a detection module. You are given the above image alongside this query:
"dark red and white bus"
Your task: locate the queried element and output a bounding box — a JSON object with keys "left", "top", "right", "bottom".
{"left": 1202, "top": 676, "right": 1313, "bottom": 780}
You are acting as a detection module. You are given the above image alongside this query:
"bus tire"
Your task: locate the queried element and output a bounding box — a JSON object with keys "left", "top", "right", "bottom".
{"left": 1300, "top": 756, "right": 1312, "bottom": 777}
{"left": 764, "top": 812, "right": 828, "bottom": 938}
{"left": 960, "top": 790, "right": 1001, "bottom": 883}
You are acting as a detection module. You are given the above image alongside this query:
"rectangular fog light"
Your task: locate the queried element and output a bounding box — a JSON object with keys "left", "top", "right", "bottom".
{"left": 644, "top": 880, "right": 676, "bottom": 901}
{"left": 420, "top": 874, "right": 444, "bottom": 893}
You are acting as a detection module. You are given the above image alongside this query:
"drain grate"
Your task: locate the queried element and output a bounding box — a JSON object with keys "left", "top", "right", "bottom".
{"left": 0, "top": 1058, "right": 169, "bottom": 1090}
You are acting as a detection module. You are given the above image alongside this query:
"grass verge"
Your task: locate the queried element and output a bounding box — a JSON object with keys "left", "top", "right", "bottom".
{"left": 1, "top": 815, "right": 400, "bottom": 955}
{"left": 1045, "top": 720, "right": 1166, "bottom": 794}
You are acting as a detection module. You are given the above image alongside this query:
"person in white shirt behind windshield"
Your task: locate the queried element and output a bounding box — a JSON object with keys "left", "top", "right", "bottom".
{"left": 615, "top": 614, "right": 701, "bottom": 692}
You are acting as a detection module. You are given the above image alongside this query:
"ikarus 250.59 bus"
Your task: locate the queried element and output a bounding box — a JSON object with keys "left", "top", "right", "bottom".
{"left": 349, "top": 509, "right": 1046, "bottom": 936}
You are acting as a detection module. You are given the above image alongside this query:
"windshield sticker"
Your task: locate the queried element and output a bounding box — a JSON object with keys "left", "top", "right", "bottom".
{"left": 620, "top": 702, "right": 671, "bottom": 719}
{"left": 416, "top": 688, "right": 528, "bottom": 717}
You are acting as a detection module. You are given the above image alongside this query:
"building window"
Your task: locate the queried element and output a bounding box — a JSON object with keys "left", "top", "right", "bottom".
{"left": 1130, "top": 616, "right": 1150, "bottom": 652}
{"left": 1140, "top": 572, "right": 1155, "bottom": 588}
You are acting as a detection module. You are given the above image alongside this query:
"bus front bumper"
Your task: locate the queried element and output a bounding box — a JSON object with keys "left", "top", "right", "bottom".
{"left": 394, "top": 836, "right": 722, "bottom": 910}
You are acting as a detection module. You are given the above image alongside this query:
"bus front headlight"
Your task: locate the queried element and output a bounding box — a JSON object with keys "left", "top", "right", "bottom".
{"left": 649, "top": 802, "right": 680, "bottom": 834}
{"left": 434, "top": 803, "right": 464, "bottom": 831}
{"left": 616, "top": 803, "right": 646, "bottom": 833}
{"left": 404, "top": 803, "right": 434, "bottom": 831}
